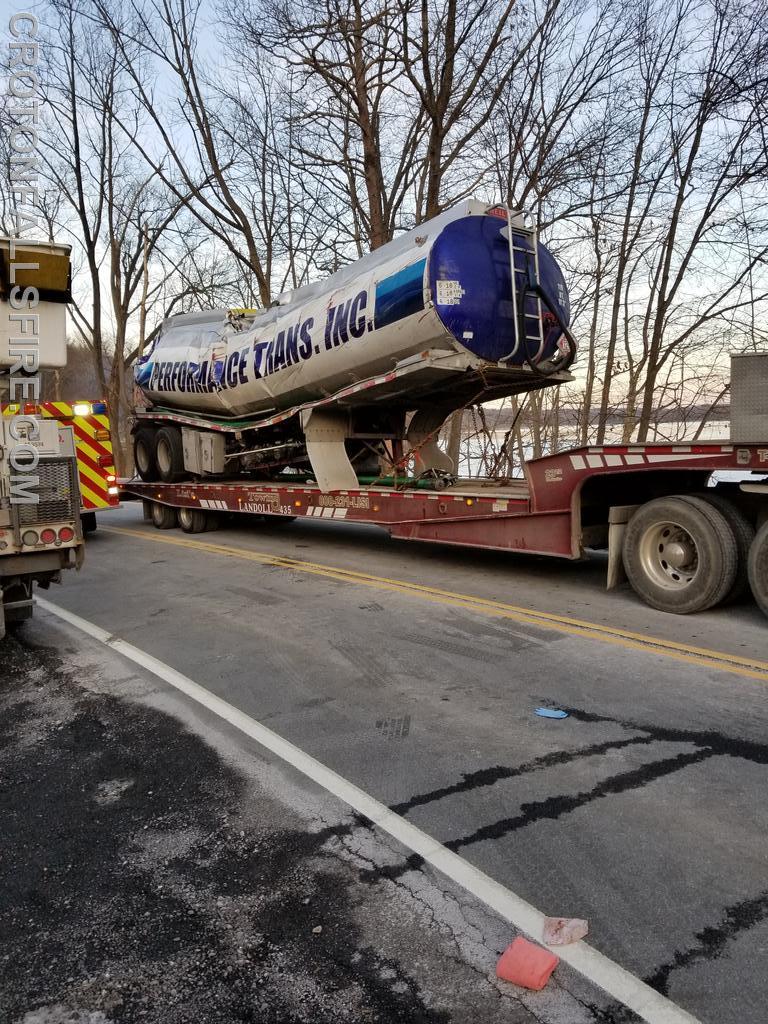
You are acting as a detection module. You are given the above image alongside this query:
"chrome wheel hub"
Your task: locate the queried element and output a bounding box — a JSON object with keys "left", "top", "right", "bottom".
{"left": 639, "top": 521, "right": 700, "bottom": 590}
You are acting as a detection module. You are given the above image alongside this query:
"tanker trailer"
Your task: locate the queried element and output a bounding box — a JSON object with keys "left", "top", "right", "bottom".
{"left": 132, "top": 200, "right": 576, "bottom": 491}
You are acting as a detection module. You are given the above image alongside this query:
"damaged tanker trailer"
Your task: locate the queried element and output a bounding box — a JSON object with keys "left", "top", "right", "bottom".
{"left": 132, "top": 201, "right": 575, "bottom": 492}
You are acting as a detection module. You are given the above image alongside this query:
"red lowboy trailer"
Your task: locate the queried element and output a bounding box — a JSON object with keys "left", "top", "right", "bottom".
{"left": 120, "top": 440, "right": 768, "bottom": 619}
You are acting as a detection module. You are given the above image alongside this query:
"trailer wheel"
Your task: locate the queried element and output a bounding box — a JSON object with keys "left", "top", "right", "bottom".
{"left": 748, "top": 521, "right": 768, "bottom": 619}
{"left": 134, "top": 428, "right": 158, "bottom": 481}
{"left": 2, "top": 579, "right": 34, "bottom": 627}
{"left": 155, "top": 426, "right": 186, "bottom": 483}
{"left": 622, "top": 495, "right": 737, "bottom": 614}
{"left": 692, "top": 493, "right": 754, "bottom": 603}
{"left": 150, "top": 501, "right": 177, "bottom": 530}
{"left": 178, "top": 506, "right": 209, "bottom": 533}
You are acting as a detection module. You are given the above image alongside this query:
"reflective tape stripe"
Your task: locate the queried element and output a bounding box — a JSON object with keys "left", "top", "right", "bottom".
{"left": 79, "top": 478, "right": 110, "bottom": 509}
{"left": 71, "top": 425, "right": 111, "bottom": 468}
{"left": 39, "top": 402, "right": 75, "bottom": 417}
{"left": 78, "top": 461, "right": 111, "bottom": 499}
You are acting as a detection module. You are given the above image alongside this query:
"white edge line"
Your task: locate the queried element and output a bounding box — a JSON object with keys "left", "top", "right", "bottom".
{"left": 36, "top": 596, "right": 700, "bottom": 1024}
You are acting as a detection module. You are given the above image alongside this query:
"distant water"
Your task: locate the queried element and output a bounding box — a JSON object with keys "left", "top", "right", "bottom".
{"left": 459, "top": 420, "right": 735, "bottom": 479}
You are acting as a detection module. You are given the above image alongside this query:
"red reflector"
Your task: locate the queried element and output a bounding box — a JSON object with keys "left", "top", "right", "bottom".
{"left": 98, "top": 455, "right": 114, "bottom": 468}
{"left": 40, "top": 528, "right": 57, "bottom": 544}
{"left": 58, "top": 526, "right": 75, "bottom": 542}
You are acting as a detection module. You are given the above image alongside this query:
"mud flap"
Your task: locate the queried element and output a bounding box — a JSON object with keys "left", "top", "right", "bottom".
{"left": 607, "top": 504, "right": 640, "bottom": 590}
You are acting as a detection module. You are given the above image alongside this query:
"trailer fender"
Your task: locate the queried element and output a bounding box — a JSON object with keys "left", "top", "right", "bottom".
{"left": 607, "top": 504, "right": 640, "bottom": 590}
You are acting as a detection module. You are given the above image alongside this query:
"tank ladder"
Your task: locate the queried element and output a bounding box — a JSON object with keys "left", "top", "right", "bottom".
{"left": 501, "top": 207, "right": 545, "bottom": 366}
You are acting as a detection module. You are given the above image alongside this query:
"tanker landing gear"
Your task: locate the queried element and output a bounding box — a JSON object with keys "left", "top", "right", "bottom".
{"left": 407, "top": 408, "right": 455, "bottom": 475}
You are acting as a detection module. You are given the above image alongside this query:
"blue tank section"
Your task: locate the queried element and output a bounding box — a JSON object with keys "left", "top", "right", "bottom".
{"left": 428, "top": 215, "right": 570, "bottom": 364}
{"left": 374, "top": 258, "right": 427, "bottom": 329}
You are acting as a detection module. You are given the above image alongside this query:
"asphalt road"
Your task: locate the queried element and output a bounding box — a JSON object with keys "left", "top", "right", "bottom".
{"left": 10, "top": 502, "right": 768, "bottom": 1023}
{"left": 3, "top": 624, "right": 604, "bottom": 1024}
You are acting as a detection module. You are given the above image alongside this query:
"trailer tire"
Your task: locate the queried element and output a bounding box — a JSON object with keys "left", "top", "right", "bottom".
{"left": 691, "top": 493, "right": 754, "bottom": 604}
{"left": 178, "top": 506, "right": 209, "bottom": 533}
{"left": 748, "top": 521, "right": 768, "bottom": 619}
{"left": 155, "top": 426, "right": 186, "bottom": 483}
{"left": 2, "top": 579, "right": 34, "bottom": 626}
{"left": 622, "top": 495, "right": 737, "bottom": 614}
{"left": 150, "top": 501, "right": 177, "bottom": 530}
{"left": 134, "top": 428, "right": 158, "bottom": 481}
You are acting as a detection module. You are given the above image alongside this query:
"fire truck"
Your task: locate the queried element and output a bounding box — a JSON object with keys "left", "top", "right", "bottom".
{"left": 0, "top": 239, "right": 85, "bottom": 637}
{"left": 1, "top": 401, "right": 120, "bottom": 533}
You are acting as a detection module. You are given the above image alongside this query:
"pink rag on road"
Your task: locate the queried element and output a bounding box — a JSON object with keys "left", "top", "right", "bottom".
{"left": 496, "top": 937, "right": 559, "bottom": 990}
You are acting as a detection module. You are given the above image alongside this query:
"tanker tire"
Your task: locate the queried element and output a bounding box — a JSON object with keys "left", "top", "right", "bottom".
{"left": 155, "top": 426, "right": 186, "bottom": 483}
{"left": 622, "top": 495, "right": 738, "bottom": 615}
{"left": 134, "top": 428, "right": 158, "bottom": 481}
{"left": 81, "top": 511, "right": 97, "bottom": 535}
{"left": 748, "top": 521, "right": 768, "bottom": 619}
{"left": 691, "top": 492, "right": 754, "bottom": 604}
{"left": 178, "top": 507, "right": 209, "bottom": 533}
{"left": 150, "top": 501, "right": 177, "bottom": 530}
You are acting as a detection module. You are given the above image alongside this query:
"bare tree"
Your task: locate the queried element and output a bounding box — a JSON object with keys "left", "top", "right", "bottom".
{"left": 43, "top": 1, "right": 218, "bottom": 467}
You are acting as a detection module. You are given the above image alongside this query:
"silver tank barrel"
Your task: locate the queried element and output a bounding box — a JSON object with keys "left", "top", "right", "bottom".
{"left": 134, "top": 201, "right": 571, "bottom": 418}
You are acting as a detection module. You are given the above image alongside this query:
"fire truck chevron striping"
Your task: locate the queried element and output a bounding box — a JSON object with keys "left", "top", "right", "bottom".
{"left": 1, "top": 401, "right": 120, "bottom": 513}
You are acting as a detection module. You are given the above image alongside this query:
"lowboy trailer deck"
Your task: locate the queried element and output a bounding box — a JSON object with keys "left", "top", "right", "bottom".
{"left": 120, "top": 440, "right": 768, "bottom": 619}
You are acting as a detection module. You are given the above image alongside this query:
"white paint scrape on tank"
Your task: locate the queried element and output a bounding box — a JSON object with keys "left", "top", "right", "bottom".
{"left": 134, "top": 200, "right": 572, "bottom": 419}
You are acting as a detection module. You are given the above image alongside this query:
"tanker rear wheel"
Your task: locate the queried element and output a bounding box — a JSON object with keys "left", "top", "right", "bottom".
{"left": 155, "top": 426, "right": 186, "bottom": 483}
{"left": 134, "top": 428, "right": 158, "bottom": 481}
{"left": 150, "top": 501, "right": 177, "bottom": 530}
{"left": 178, "top": 506, "right": 209, "bottom": 533}
{"left": 748, "top": 521, "right": 768, "bottom": 619}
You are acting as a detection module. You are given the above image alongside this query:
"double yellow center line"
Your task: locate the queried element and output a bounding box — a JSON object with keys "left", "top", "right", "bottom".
{"left": 104, "top": 525, "right": 768, "bottom": 683}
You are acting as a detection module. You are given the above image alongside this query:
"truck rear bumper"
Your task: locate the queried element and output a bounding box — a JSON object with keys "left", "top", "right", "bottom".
{"left": 0, "top": 548, "right": 80, "bottom": 576}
